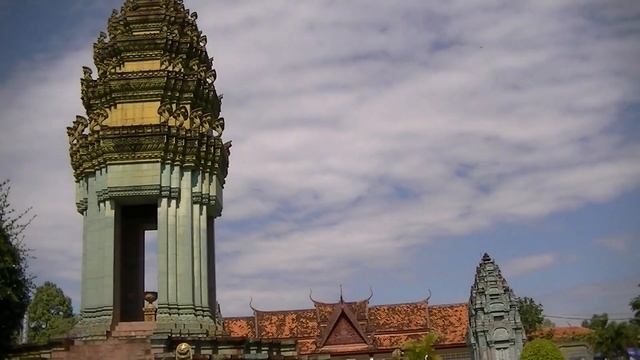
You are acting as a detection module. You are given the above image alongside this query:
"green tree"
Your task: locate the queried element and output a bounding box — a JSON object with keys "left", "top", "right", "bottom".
{"left": 400, "top": 333, "right": 441, "bottom": 360}
{"left": 520, "top": 339, "right": 564, "bottom": 360}
{"left": 27, "top": 282, "right": 75, "bottom": 343}
{"left": 0, "top": 180, "right": 33, "bottom": 356}
{"left": 631, "top": 284, "right": 640, "bottom": 326}
{"left": 582, "top": 313, "right": 639, "bottom": 358}
{"left": 517, "top": 297, "right": 544, "bottom": 334}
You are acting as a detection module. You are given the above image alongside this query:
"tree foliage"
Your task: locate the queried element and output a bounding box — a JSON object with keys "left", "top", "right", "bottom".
{"left": 399, "top": 333, "right": 441, "bottom": 360}
{"left": 517, "top": 297, "right": 544, "bottom": 334}
{"left": 582, "top": 313, "right": 639, "bottom": 358}
{"left": 0, "top": 180, "right": 33, "bottom": 356}
{"left": 520, "top": 339, "right": 564, "bottom": 360}
{"left": 631, "top": 283, "right": 640, "bottom": 327}
{"left": 27, "top": 282, "right": 75, "bottom": 343}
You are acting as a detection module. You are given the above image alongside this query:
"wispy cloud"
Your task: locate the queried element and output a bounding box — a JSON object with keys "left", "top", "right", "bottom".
{"left": 0, "top": 0, "right": 638, "bottom": 316}
{"left": 539, "top": 275, "right": 640, "bottom": 325}
{"left": 595, "top": 235, "right": 632, "bottom": 253}
{"left": 502, "top": 254, "right": 558, "bottom": 277}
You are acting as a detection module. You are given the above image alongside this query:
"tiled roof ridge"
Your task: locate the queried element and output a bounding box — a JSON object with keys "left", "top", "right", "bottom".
{"left": 369, "top": 300, "right": 428, "bottom": 308}
{"left": 428, "top": 302, "right": 468, "bottom": 308}
{"left": 223, "top": 301, "right": 468, "bottom": 318}
{"left": 224, "top": 315, "right": 254, "bottom": 320}
{"left": 253, "top": 308, "right": 316, "bottom": 314}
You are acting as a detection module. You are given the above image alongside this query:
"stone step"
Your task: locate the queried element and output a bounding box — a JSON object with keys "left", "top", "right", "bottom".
{"left": 53, "top": 338, "right": 153, "bottom": 360}
{"left": 112, "top": 321, "right": 157, "bottom": 338}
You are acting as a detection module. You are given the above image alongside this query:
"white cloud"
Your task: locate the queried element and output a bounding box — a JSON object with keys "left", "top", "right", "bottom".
{"left": 596, "top": 236, "right": 631, "bottom": 253}
{"left": 0, "top": 0, "right": 639, "bottom": 315}
{"left": 539, "top": 276, "right": 639, "bottom": 325}
{"left": 502, "top": 254, "right": 558, "bottom": 277}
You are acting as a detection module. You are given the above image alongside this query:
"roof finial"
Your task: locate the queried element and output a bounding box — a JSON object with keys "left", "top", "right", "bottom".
{"left": 249, "top": 297, "right": 258, "bottom": 313}
{"left": 339, "top": 284, "right": 344, "bottom": 303}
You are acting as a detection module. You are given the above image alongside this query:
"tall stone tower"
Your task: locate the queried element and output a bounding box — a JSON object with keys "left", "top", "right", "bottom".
{"left": 67, "top": 0, "right": 229, "bottom": 340}
{"left": 468, "top": 254, "right": 526, "bottom": 360}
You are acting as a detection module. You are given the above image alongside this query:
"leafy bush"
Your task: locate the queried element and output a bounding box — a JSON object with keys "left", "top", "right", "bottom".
{"left": 0, "top": 181, "right": 33, "bottom": 356}
{"left": 401, "top": 332, "right": 441, "bottom": 360}
{"left": 521, "top": 339, "right": 563, "bottom": 360}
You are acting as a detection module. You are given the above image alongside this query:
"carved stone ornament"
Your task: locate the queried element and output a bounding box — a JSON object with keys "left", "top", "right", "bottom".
{"left": 189, "top": 108, "right": 203, "bottom": 131}
{"left": 158, "top": 103, "right": 174, "bottom": 124}
{"left": 212, "top": 117, "right": 224, "bottom": 137}
{"left": 175, "top": 343, "right": 193, "bottom": 360}
{"left": 172, "top": 106, "right": 189, "bottom": 128}
{"left": 88, "top": 108, "right": 109, "bottom": 133}
{"left": 82, "top": 66, "right": 93, "bottom": 80}
{"left": 67, "top": 115, "right": 88, "bottom": 146}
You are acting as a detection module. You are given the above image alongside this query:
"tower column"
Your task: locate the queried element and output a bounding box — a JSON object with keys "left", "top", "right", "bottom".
{"left": 68, "top": 0, "right": 230, "bottom": 341}
{"left": 176, "top": 168, "right": 197, "bottom": 323}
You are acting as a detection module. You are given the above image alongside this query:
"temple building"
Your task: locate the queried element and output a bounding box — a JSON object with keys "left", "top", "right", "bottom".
{"left": 8, "top": 0, "right": 595, "bottom": 359}
{"left": 222, "top": 253, "right": 523, "bottom": 360}
{"left": 225, "top": 294, "right": 470, "bottom": 359}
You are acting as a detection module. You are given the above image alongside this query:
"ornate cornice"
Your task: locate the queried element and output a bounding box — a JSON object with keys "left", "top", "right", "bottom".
{"left": 67, "top": 122, "right": 229, "bottom": 183}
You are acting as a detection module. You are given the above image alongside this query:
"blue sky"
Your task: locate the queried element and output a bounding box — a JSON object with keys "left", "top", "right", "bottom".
{"left": 0, "top": 0, "right": 639, "bottom": 324}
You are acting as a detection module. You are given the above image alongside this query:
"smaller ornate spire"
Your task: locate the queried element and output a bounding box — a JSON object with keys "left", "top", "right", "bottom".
{"left": 468, "top": 253, "right": 525, "bottom": 360}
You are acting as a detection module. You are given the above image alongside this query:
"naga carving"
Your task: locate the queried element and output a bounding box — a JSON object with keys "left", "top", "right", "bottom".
{"left": 107, "top": 10, "right": 126, "bottom": 38}
{"left": 88, "top": 108, "right": 109, "bottom": 133}
{"left": 172, "top": 106, "right": 189, "bottom": 128}
{"left": 67, "top": 115, "right": 89, "bottom": 146}
{"left": 189, "top": 108, "right": 203, "bottom": 132}
{"left": 158, "top": 103, "right": 174, "bottom": 124}
{"left": 212, "top": 117, "right": 224, "bottom": 137}
{"left": 82, "top": 66, "right": 93, "bottom": 80}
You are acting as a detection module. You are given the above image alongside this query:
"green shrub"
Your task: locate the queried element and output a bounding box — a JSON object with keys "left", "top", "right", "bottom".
{"left": 521, "top": 339, "right": 564, "bottom": 360}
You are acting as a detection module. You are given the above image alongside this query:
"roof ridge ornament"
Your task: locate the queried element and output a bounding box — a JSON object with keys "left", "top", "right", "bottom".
{"left": 366, "top": 286, "right": 373, "bottom": 302}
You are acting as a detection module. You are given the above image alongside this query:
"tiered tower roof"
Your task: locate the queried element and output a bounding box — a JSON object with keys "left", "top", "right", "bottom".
{"left": 67, "top": 0, "right": 228, "bottom": 191}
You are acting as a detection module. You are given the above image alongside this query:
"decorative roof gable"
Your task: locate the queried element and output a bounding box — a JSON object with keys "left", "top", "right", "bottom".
{"left": 222, "top": 291, "right": 468, "bottom": 355}
{"left": 318, "top": 302, "right": 370, "bottom": 349}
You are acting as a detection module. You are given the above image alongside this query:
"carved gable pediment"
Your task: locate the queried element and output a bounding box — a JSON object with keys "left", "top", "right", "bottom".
{"left": 319, "top": 304, "right": 370, "bottom": 349}
{"left": 325, "top": 313, "right": 367, "bottom": 346}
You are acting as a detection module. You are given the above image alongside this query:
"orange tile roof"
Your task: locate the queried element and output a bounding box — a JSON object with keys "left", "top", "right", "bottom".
{"left": 223, "top": 300, "right": 470, "bottom": 355}
{"left": 369, "top": 302, "right": 429, "bottom": 332}
{"left": 223, "top": 317, "right": 255, "bottom": 338}
{"left": 428, "top": 303, "right": 468, "bottom": 345}
{"left": 373, "top": 333, "right": 425, "bottom": 349}
{"left": 297, "top": 339, "right": 318, "bottom": 354}
{"left": 530, "top": 326, "right": 592, "bottom": 341}
{"left": 551, "top": 326, "right": 591, "bottom": 338}
{"left": 256, "top": 309, "right": 318, "bottom": 338}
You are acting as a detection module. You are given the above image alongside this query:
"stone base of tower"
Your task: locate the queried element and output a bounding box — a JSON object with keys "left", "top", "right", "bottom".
{"left": 69, "top": 312, "right": 113, "bottom": 340}
{"left": 8, "top": 334, "right": 296, "bottom": 360}
{"left": 153, "top": 314, "right": 222, "bottom": 338}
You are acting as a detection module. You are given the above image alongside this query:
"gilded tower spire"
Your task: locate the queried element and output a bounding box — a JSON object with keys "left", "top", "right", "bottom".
{"left": 68, "top": 0, "right": 229, "bottom": 341}
{"left": 69, "top": 0, "right": 227, "bottom": 183}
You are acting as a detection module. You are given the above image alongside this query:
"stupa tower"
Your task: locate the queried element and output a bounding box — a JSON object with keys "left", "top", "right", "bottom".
{"left": 67, "top": 0, "right": 229, "bottom": 339}
{"left": 468, "top": 254, "right": 526, "bottom": 360}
